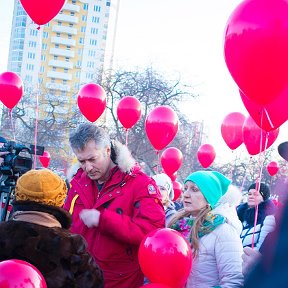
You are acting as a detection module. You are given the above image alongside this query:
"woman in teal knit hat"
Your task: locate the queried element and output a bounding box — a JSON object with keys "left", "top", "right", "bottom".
{"left": 168, "top": 170, "right": 243, "bottom": 288}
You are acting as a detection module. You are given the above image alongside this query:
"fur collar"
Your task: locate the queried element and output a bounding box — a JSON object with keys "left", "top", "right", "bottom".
{"left": 12, "top": 201, "right": 72, "bottom": 229}
{"left": 237, "top": 200, "right": 276, "bottom": 226}
{"left": 67, "top": 140, "right": 136, "bottom": 181}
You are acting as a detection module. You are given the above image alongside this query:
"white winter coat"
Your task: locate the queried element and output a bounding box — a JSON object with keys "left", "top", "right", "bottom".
{"left": 186, "top": 221, "right": 244, "bottom": 288}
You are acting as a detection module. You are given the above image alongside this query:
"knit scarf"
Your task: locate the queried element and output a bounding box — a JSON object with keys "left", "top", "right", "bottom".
{"left": 171, "top": 212, "right": 226, "bottom": 242}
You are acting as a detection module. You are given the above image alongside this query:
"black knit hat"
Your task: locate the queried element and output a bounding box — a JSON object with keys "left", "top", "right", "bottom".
{"left": 248, "top": 182, "right": 270, "bottom": 201}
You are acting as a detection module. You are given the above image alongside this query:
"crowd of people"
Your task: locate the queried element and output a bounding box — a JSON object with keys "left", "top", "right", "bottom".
{"left": 0, "top": 122, "right": 286, "bottom": 288}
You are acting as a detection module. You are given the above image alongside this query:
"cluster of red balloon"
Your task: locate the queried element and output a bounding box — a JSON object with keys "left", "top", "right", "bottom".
{"left": 221, "top": 112, "right": 280, "bottom": 157}
{"left": 160, "top": 147, "right": 183, "bottom": 201}
{"left": 0, "top": 259, "right": 47, "bottom": 287}
{"left": 138, "top": 228, "right": 192, "bottom": 288}
{"left": 224, "top": 0, "right": 288, "bottom": 132}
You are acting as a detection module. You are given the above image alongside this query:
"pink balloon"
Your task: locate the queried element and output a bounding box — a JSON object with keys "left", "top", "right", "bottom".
{"left": 240, "top": 90, "right": 288, "bottom": 132}
{"left": 39, "top": 151, "right": 51, "bottom": 168}
{"left": 77, "top": 83, "right": 107, "bottom": 122}
{"left": 266, "top": 161, "right": 279, "bottom": 176}
{"left": 20, "top": 0, "right": 66, "bottom": 26}
{"left": 0, "top": 71, "right": 23, "bottom": 109}
{"left": 197, "top": 144, "right": 216, "bottom": 168}
{"left": 172, "top": 181, "right": 182, "bottom": 202}
{"left": 117, "top": 96, "right": 142, "bottom": 129}
{"left": 160, "top": 147, "right": 183, "bottom": 176}
{"left": 168, "top": 171, "right": 177, "bottom": 182}
{"left": 138, "top": 228, "right": 192, "bottom": 288}
{"left": 224, "top": 0, "right": 288, "bottom": 105}
{"left": 0, "top": 259, "right": 47, "bottom": 288}
{"left": 145, "top": 106, "right": 179, "bottom": 151}
{"left": 242, "top": 116, "right": 279, "bottom": 156}
{"left": 221, "top": 112, "right": 246, "bottom": 150}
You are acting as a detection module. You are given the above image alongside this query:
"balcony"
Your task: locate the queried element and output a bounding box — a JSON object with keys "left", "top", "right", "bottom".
{"left": 47, "top": 71, "right": 72, "bottom": 81}
{"left": 63, "top": 3, "right": 80, "bottom": 13}
{"left": 54, "top": 14, "right": 79, "bottom": 24}
{"left": 50, "top": 48, "right": 75, "bottom": 58}
{"left": 51, "top": 36, "right": 76, "bottom": 46}
{"left": 48, "top": 60, "right": 73, "bottom": 69}
{"left": 52, "top": 25, "right": 77, "bottom": 35}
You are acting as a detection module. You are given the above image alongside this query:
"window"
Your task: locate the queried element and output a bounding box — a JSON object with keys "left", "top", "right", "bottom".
{"left": 52, "top": 67, "right": 56, "bottom": 71}
{"left": 42, "top": 43, "right": 48, "bottom": 50}
{"left": 90, "top": 39, "right": 97, "bottom": 46}
{"left": 68, "top": 34, "right": 72, "bottom": 39}
{"left": 91, "top": 27, "right": 98, "bottom": 34}
{"left": 64, "top": 68, "right": 68, "bottom": 73}
{"left": 41, "top": 55, "right": 46, "bottom": 61}
{"left": 92, "top": 16, "right": 100, "bottom": 23}
{"left": 69, "top": 23, "right": 74, "bottom": 27}
{"left": 40, "top": 66, "right": 45, "bottom": 72}
{"left": 67, "top": 46, "right": 71, "bottom": 50}
{"left": 55, "top": 44, "right": 59, "bottom": 48}
{"left": 78, "top": 49, "right": 83, "bottom": 56}
{"left": 56, "top": 32, "right": 60, "bottom": 37}
{"left": 30, "top": 29, "right": 38, "bottom": 36}
{"left": 106, "top": 1, "right": 110, "bottom": 6}
{"left": 83, "top": 3, "right": 88, "bottom": 10}
{"left": 94, "top": 5, "right": 101, "bottom": 12}
{"left": 43, "top": 31, "right": 48, "bottom": 38}
{"left": 58, "top": 21, "right": 62, "bottom": 25}
{"left": 80, "top": 26, "right": 86, "bottom": 33}
{"left": 28, "top": 52, "right": 35, "bottom": 59}
{"left": 28, "top": 41, "right": 36, "bottom": 48}
{"left": 79, "top": 38, "right": 84, "bottom": 44}
{"left": 82, "top": 15, "right": 87, "bottom": 21}
{"left": 63, "top": 79, "right": 67, "bottom": 84}
{"left": 70, "top": 12, "right": 75, "bottom": 16}
{"left": 65, "top": 57, "right": 69, "bottom": 62}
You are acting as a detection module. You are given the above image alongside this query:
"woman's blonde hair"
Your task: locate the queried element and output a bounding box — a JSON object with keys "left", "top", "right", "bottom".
{"left": 167, "top": 205, "right": 211, "bottom": 258}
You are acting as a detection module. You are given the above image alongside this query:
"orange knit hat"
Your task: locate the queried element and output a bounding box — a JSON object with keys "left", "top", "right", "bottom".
{"left": 15, "top": 169, "right": 67, "bottom": 207}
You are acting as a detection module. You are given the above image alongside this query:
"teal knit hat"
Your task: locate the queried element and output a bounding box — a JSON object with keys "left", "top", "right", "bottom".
{"left": 184, "top": 171, "right": 231, "bottom": 209}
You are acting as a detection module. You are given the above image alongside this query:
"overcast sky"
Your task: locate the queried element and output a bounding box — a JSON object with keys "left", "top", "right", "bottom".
{"left": 1, "top": 0, "right": 287, "bottom": 163}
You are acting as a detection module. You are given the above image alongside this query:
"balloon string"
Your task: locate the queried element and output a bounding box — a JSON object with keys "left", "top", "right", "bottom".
{"left": 9, "top": 109, "right": 16, "bottom": 141}
{"left": 33, "top": 26, "right": 42, "bottom": 169}
{"left": 125, "top": 129, "right": 129, "bottom": 147}
{"left": 263, "top": 107, "right": 274, "bottom": 129}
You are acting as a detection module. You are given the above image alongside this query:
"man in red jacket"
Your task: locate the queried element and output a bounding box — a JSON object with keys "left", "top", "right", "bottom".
{"left": 64, "top": 123, "right": 165, "bottom": 288}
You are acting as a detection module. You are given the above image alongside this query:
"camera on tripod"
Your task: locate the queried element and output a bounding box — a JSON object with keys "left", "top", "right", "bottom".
{"left": 0, "top": 140, "right": 45, "bottom": 221}
{"left": 0, "top": 140, "right": 44, "bottom": 176}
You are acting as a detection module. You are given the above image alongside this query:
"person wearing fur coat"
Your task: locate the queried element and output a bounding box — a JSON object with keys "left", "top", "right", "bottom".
{"left": 0, "top": 169, "right": 104, "bottom": 288}
{"left": 63, "top": 123, "right": 165, "bottom": 288}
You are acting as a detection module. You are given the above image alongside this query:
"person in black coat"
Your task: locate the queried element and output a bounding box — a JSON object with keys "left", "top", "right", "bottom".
{"left": 0, "top": 169, "right": 103, "bottom": 288}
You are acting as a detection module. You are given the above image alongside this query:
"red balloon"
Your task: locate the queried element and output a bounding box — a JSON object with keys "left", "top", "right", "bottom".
{"left": 224, "top": 0, "right": 288, "bottom": 105}
{"left": 266, "top": 161, "right": 279, "bottom": 176}
{"left": 160, "top": 147, "right": 183, "bottom": 176}
{"left": 20, "top": 0, "right": 66, "bottom": 26}
{"left": 168, "top": 172, "right": 177, "bottom": 182}
{"left": 221, "top": 112, "right": 245, "bottom": 150}
{"left": 138, "top": 228, "right": 192, "bottom": 288}
{"left": 242, "top": 116, "right": 279, "bottom": 156}
{"left": 197, "top": 144, "right": 216, "bottom": 168}
{"left": 117, "top": 96, "right": 141, "bottom": 129}
{"left": 240, "top": 90, "right": 288, "bottom": 132}
{"left": 172, "top": 181, "right": 182, "bottom": 201}
{"left": 77, "top": 83, "right": 107, "bottom": 122}
{"left": 0, "top": 259, "right": 47, "bottom": 288}
{"left": 0, "top": 71, "right": 23, "bottom": 109}
{"left": 145, "top": 106, "right": 179, "bottom": 151}
{"left": 39, "top": 151, "right": 51, "bottom": 168}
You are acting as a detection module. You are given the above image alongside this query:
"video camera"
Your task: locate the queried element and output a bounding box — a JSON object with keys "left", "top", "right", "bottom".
{"left": 0, "top": 140, "right": 45, "bottom": 221}
{"left": 0, "top": 140, "right": 44, "bottom": 176}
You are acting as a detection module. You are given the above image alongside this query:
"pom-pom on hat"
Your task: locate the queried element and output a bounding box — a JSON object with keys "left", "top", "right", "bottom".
{"left": 248, "top": 182, "right": 270, "bottom": 201}
{"left": 15, "top": 169, "right": 67, "bottom": 207}
{"left": 152, "top": 173, "right": 174, "bottom": 200}
{"left": 184, "top": 171, "right": 231, "bottom": 209}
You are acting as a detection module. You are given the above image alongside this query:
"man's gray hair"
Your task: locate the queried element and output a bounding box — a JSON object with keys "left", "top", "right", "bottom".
{"left": 69, "top": 123, "right": 111, "bottom": 151}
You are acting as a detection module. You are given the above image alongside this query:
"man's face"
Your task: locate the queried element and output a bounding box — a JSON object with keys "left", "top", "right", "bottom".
{"left": 74, "top": 140, "right": 111, "bottom": 182}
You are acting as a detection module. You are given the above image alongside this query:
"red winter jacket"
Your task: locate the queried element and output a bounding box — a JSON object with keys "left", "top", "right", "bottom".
{"left": 64, "top": 165, "right": 165, "bottom": 288}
